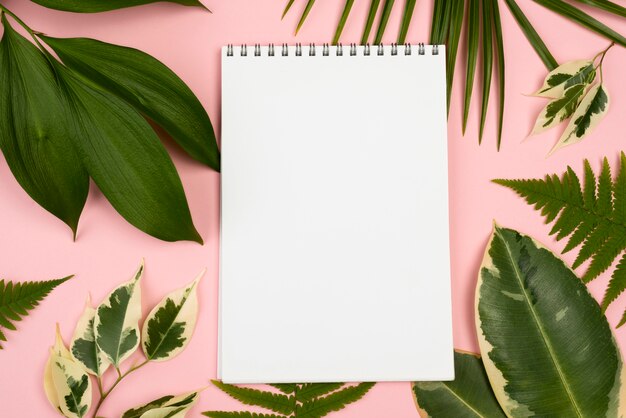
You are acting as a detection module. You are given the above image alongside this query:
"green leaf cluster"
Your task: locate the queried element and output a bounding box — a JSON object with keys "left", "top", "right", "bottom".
{"left": 282, "top": 0, "right": 625, "bottom": 150}
{"left": 0, "top": 276, "right": 70, "bottom": 349}
{"left": 413, "top": 225, "right": 624, "bottom": 417}
{"left": 0, "top": 3, "right": 219, "bottom": 243}
{"left": 495, "top": 154, "right": 626, "bottom": 327}
{"left": 204, "top": 381, "right": 374, "bottom": 418}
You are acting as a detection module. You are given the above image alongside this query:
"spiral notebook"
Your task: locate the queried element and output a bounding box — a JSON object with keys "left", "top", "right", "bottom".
{"left": 219, "top": 43, "right": 453, "bottom": 383}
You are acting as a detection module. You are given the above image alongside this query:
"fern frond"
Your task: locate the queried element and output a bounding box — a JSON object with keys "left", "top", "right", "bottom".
{"left": 296, "top": 382, "right": 374, "bottom": 418}
{"left": 297, "top": 383, "right": 344, "bottom": 402}
{"left": 269, "top": 384, "right": 297, "bottom": 394}
{"left": 211, "top": 381, "right": 295, "bottom": 415}
{"left": 494, "top": 153, "right": 626, "bottom": 312}
{"left": 203, "top": 412, "right": 286, "bottom": 418}
{"left": 0, "top": 276, "right": 71, "bottom": 349}
{"left": 618, "top": 308, "right": 626, "bottom": 328}
{"left": 602, "top": 254, "right": 626, "bottom": 312}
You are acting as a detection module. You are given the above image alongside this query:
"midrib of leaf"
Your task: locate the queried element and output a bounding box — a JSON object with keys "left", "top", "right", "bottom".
{"left": 498, "top": 230, "right": 584, "bottom": 418}
{"left": 146, "top": 290, "right": 191, "bottom": 360}
{"left": 438, "top": 382, "right": 488, "bottom": 418}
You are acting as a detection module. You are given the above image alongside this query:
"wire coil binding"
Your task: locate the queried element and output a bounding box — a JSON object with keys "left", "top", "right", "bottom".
{"left": 225, "top": 43, "right": 438, "bottom": 57}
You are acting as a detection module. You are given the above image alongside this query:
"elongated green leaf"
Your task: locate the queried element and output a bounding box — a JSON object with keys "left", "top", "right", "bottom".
{"left": 49, "top": 56, "right": 202, "bottom": 243}
{"left": 412, "top": 351, "right": 506, "bottom": 418}
{"left": 361, "top": 0, "right": 382, "bottom": 44}
{"left": 444, "top": 0, "right": 464, "bottom": 113}
{"left": 41, "top": 35, "right": 219, "bottom": 171}
{"left": 532, "top": 60, "right": 595, "bottom": 98}
{"left": 397, "top": 0, "right": 417, "bottom": 44}
{"left": 534, "top": 0, "right": 626, "bottom": 47}
{"left": 504, "top": 0, "right": 558, "bottom": 70}
{"left": 531, "top": 83, "right": 587, "bottom": 135}
{"left": 142, "top": 270, "right": 202, "bottom": 361}
{"left": 429, "top": 0, "right": 447, "bottom": 44}
{"left": 479, "top": 0, "right": 494, "bottom": 143}
{"left": 332, "top": 0, "right": 355, "bottom": 45}
{"left": 374, "top": 0, "right": 396, "bottom": 44}
{"left": 44, "top": 325, "right": 73, "bottom": 413}
{"left": 551, "top": 83, "right": 609, "bottom": 153}
{"left": 462, "top": 0, "right": 479, "bottom": 133}
{"left": 0, "top": 16, "right": 88, "bottom": 237}
{"left": 282, "top": 0, "right": 296, "bottom": 18}
{"left": 211, "top": 381, "right": 295, "bottom": 415}
{"left": 94, "top": 263, "right": 143, "bottom": 367}
{"left": 296, "top": 0, "right": 317, "bottom": 34}
{"left": 491, "top": 0, "right": 505, "bottom": 150}
{"left": 0, "top": 277, "right": 70, "bottom": 349}
{"left": 296, "top": 383, "right": 374, "bottom": 418}
{"left": 70, "top": 296, "right": 110, "bottom": 376}
{"left": 476, "top": 225, "right": 624, "bottom": 417}
{"left": 51, "top": 355, "right": 92, "bottom": 418}
{"left": 123, "top": 391, "right": 199, "bottom": 418}
{"left": 30, "top": 0, "right": 208, "bottom": 13}
{"left": 572, "top": 0, "right": 626, "bottom": 17}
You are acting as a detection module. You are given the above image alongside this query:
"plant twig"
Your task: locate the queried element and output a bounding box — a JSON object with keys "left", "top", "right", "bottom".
{"left": 91, "top": 360, "right": 149, "bottom": 418}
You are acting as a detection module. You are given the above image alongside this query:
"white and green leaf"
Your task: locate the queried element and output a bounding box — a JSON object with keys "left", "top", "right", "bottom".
{"left": 532, "top": 59, "right": 595, "bottom": 98}
{"left": 476, "top": 225, "right": 625, "bottom": 417}
{"left": 551, "top": 83, "right": 610, "bottom": 154}
{"left": 44, "top": 325, "right": 72, "bottom": 414}
{"left": 142, "top": 270, "right": 203, "bottom": 362}
{"left": 51, "top": 354, "right": 92, "bottom": 418}
{"left": 70, "top": 295, "right": 110, "bottom": 376}
{"left": 122, "top": 391, "right": 200, "bottom": 418}
{"left": 531, "top": 83, "right": 587, "bottom": 135}
{"left": 94, "top": 262, "right": 143, "bottom": 367}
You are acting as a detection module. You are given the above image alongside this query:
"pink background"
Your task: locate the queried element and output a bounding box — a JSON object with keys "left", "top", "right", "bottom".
{"left": 0, "top": 0, "right": 624, "bottom": 416}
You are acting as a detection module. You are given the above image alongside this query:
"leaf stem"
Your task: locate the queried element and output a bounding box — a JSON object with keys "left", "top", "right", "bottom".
{"left": 91, "top": 360, "right": 149, "bottom": 418}
{"left": 593, "top": 42, "right": 614, "bottom": 83}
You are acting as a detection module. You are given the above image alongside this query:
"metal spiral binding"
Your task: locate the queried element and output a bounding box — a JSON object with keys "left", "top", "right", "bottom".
{"left": 225, "top": 43, "right": 438, "bottom": 57}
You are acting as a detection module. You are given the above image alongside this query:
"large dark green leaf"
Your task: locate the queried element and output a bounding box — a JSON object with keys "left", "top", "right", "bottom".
{"left": 476, "top": 225, "right": 624, "bottom": 417}
{"left": 30, "top": 0, "right": 208, "bottom": 13}
{"left": 0, "top": 16, "right": 88, "bottom": 236}
{"left": 413, "top": 351, "right": 506, "bottom": 418}
{"left": 41, "top": 36, "right": 220, "bottom": 171}
{"left": 49, "top": 58, "right": 202, "bottom": 243}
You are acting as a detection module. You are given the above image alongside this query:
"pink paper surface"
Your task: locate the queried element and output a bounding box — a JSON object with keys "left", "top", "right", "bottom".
{"left": 0, "top": 1, "right": 624, "bottom": 416}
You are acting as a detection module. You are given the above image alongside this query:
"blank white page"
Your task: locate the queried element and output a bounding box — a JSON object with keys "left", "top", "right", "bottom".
{"left": 220, "top": 44, "right": 453, "bottom": 383}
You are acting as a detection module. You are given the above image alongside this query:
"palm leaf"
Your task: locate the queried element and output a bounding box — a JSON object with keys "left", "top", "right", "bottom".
{"left": 296, "top": 0, "right": 317, "bottom": 35}
{"left": 491, "top": 0, "right": 505, "bottom": 149}
{"left": 282, "top": 0, "right": 296, "bottom": 19}
{"left": 572, "top": 0, "right": 626, "bottom": 17}
{"left": 374, "top": 0, "right": 396, "bottom": 44}
{"left": 0, "top": 277, "right": 71, "bottom": 349}
{"left": 398, "top": 0, "right": 418, "bottom": 44}
{"left": 462, "top": 0, "right": 479, "bottom": 133}
{"left": 479, "top": 0, "right": 494, "bottom": 142}
{"left": 361, "top": 0, "right": 382, "bottom": 44}
{"left": 333, "top": 0, "right": 355, "bottom": 45}
{"left": 429, "top": 0, "right": 452, "bottom": 45}
{"left": 534, "top": 0, "right": 626, "bottom": 47}
{"left": 445, "top": 0, "right": 465, "bottom": 113}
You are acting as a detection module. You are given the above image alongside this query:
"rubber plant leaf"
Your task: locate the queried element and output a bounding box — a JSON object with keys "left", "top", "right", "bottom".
{"left": 412, "top": 351, "right": 506, "bottom": 418}
{"left": 94, "top": 262, "right": 143, "bottom": 367}
{"left": 476, "top": 225, "right": 624, "bottom": 417}
{"left": 0, "top": 16, "right": 89, "bottom": 237}
{"left": 142, "top": 270, "right": 203, "bottom": 361}
{"left": 41, "top": 35, "right": 220, "bottom": 171}
{"left": 122, "top": 391, "right": 200, "bottom": 418}
{"left": 49, "top": 56, "right": 202, "bottom": 243}
{"left": 30, "top": 0, "right": 208, "bottom": 13}
{"left": 70, "top": 295, "right": 110, "bottom": 376}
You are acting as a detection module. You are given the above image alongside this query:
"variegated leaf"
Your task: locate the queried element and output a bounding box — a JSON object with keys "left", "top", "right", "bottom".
{"left": 94, "top": 262, "right": 143, "bottom": 367}
{"left": 51, "top": 354, "right": 92, "bottom": 418}
{"left": 70, "top": 295, "right": 110, "bottom": 376}
{"left": 142, "top": 270, "right": 203, "bottom": 362}
{"left": 532, "top": 60, "right": 595, "bottom": 98}
{"left": 531, "top": 83, "right": 587, "bottom": 135}
{"left": 44, "top": 325, "right": 72, "bottom": 413}
{"left": 122, "top": 391, "right": 199, "bottom": 418}
{"left": 551, "top": 83, "right": 610, "bottom": 154}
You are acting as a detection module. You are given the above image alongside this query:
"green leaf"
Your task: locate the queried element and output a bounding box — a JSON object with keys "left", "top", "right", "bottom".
{"left": 602, "top": 254, "right": 626, "bottom": 312}
{"left": 532, "top": 60, "right": 595, "bottom": 98}
{"left": 49, "top": 54, "right": 202, "bottom": 243}
{"left": 122, "top": 391, "right": 199, "bottom": 418}
{"left": 530, "top": 83, "right": 587, "bottom": 135}
{"left": 374, "top": 0, "right": 396, "bottom": 45}
{"left": 491, "top": 0, "right": 505, "bottom": 150}
{"left": 0, "top": 16, "right": 88, "bottom": 237}
{"left": 296, "top": 383, "right": 374, "bottom": 418}
{"left": 269, "top": 384, "right": 297, "bottom": 394}
{"left": 429, "top": 0, "right": 452, "bottom": 45}
{"left": 282, "top": 0, "right": 296, "bottom": 19}
{"left": 462, "top": 0, "right": 479, "bottom": 133}
{"left": 397, "top": 0, "right": 417, "bottom": 44}
{"left": 40, "top": 35, "right": 220, "bottom": 171}
{"left": 445, "top": 0, "right": 464, "bottom": 113}
{"left": 0, "top": 277, "right": 70, "bottom": 349}
{"left": 70, "top": 296, "right": 110, "bottom": 376}
{"left": 296, "top": 0, "right": 317, "bottom": 35}
{"left": 412, "top": 351, "right": 506, "bottom": 418}
{"left": 203, "top": 413, "right": 285, "bottom": 418}
{"left": 142, "top": 271, "right": 202, "bottom": 361}
{"left": 332, "top": 0, "right": 355, "bottom": 46}
{"left": 50, "top": 355, "right": 92, "bottom": 418}
{"left": 211, "top": 381, "right": 296, "bottom": 415}
{"left": 503, "top": 0, "right": 558, "bottom": 70}
{"left": 552, "top": 83, "right": 609, "bottom": 154}
{"left": 361, "top": 0, "right": 381, "bottom": 44}
{"left": 94, "top": 263, "right": 143, "bottom": 367}
{"left": 533, "top": 0, "right": 626, "bottom": 47}
{"left": 476, "top": 225, "right": 623, "bottom": 417}
{"left": 479, "top": 0, "right": 494, "bottom": 143}
{"left": 30, "top": 0, "right": 208, "bottom": 13}
{"left": 618, "top": 308, "right": 626, "bottom": 328}
{"left": 296, "top": 383, "right": 344, "bottom": 402}
{"left": 572, "top": 0, "right": 626, "bottom": 17}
